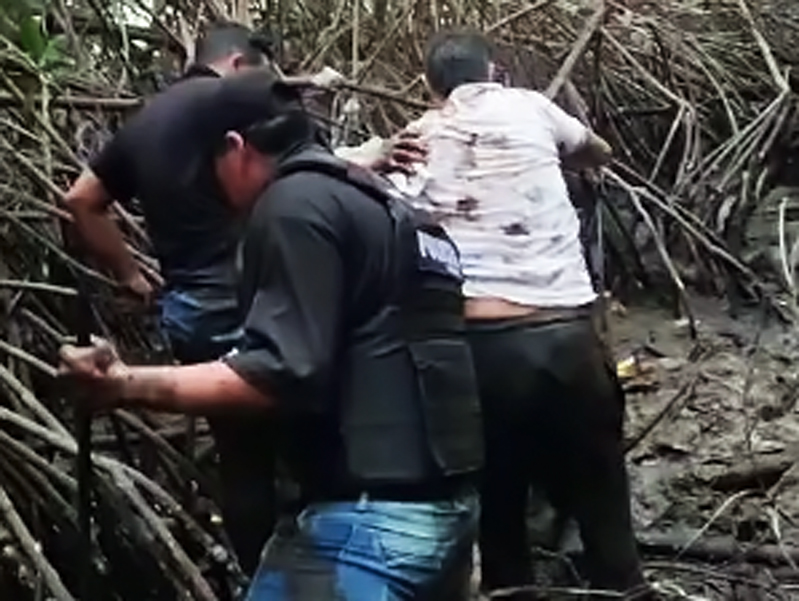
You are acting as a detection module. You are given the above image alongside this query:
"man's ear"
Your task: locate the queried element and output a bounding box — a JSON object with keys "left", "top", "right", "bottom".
{"left": 487, "top": 61, "right": 497, "bottom": 82}
{"left": 223, "top": 131, "right": 246, "bottom": 152}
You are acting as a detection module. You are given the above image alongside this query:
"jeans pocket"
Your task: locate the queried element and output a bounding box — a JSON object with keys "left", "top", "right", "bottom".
{"left": 340, "top": 524, "right": 388, "bottom": 570}
{"left": 301, "top": 507, "right": 359, "bottom": 561}
{"left": 160, "top": 292, "right": 200, "bottom": 337}
{"left": 375, "top": 526, "right": 447, "bottom": 574}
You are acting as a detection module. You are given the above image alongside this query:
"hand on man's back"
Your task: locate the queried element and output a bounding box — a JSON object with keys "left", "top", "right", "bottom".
{"left": 372, "top": 131, "right": 428, "bottom": 175}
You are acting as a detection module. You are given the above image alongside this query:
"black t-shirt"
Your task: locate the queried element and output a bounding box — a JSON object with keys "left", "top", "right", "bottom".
{"left": 89, "top": 73, "right": 244, "bottom": 293}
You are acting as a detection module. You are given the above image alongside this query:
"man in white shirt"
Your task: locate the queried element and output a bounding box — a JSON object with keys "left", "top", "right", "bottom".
{"left": 393, "top": 30, "right": 648, "bottom": 599}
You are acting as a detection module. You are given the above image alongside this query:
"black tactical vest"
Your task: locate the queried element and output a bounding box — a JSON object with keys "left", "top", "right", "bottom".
{"left": 276, "top": 152, "right": 483, "bottom": 491}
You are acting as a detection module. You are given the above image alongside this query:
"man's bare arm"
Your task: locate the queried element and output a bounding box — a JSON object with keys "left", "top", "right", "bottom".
{"left": 64, "top": 170, "right": 152, "bottom": 299}
{"left": 560, "top": 131, "right": 613, "bottom": 171}
{"left": 59, "top": 342, "right": 271, "bottom": 414}
{"left": 112, "top": 362, "right": 271, "bottom": 414}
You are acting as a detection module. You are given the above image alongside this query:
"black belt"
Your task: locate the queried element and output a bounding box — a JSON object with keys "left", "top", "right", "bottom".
{"left": 466, "top": 302, "right": 595, "bottom": 330}
{"left": 310, "top": 475, "right": 476, "bottom": 503}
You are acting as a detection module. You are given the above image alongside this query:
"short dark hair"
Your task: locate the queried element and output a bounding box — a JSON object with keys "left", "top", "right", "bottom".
{"left": 194, "top": 21, "right": 272, "bottom": 67}
{"left": 424, "top": 30, "right": 493, "bottom": 98}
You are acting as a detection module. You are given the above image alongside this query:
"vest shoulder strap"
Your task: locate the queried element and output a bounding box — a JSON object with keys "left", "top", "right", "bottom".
{"left": 276, "top": 153, "right": 450, "bottom": 240}
{"left": 275, "top": 151, "right": 463, "bottom": 288}
{"left": 275, "top": 152, "right": 398, "bottom": 207}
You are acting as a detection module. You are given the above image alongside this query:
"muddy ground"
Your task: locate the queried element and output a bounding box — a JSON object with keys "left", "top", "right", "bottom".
{"left": 474, "top": 296, "right": 799, "bottom": 599}
{"left": 618, "top": 296, "right": 799, "bottom": 599}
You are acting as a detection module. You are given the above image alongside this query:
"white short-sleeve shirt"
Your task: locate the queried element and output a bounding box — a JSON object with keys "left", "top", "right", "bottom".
{"left": 389, "top": 82, "right": 597, "bottom": 308}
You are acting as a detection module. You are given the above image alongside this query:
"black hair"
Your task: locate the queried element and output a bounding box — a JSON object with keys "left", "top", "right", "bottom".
{"left": 424, "top": 30, "right": 493, "bottom": 98}
{"left": 244, "top": 111, "right": 317, "bottom": 158}
{"left": 194, "top": 21, "right": 273, "bottom": 67}
{"left": 242, "top": 83, "right": 317, "bottom": 157}
{"left": 211, "top": 77, "right": 317, "bottom": 158}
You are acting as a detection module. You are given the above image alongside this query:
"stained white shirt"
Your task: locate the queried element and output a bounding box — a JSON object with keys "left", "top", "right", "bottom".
{"left": 389, "top": 82, "right": 597, "bottom": 308}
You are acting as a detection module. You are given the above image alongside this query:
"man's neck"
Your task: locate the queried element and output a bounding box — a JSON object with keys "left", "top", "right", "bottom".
{"left": 278, "top": 142, "right": 327, "bottom": 166}
{"left": 182, "top": 63, "right": 222, "bottom": 80}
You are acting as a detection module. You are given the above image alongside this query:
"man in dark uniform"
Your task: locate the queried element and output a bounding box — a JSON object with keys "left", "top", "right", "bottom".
{"left": 62, "top": 21, "right": 418, "bottom": 575}
{"left": 60, "top": 71, "right": 483, "bottom": 601}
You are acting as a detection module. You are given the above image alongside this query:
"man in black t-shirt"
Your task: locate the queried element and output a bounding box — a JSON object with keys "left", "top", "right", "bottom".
{"left": 64, "top": 22, "right": 278, "bottom": 575}
{"left": 61, "top": 70, "right": 482, "bottom": 601}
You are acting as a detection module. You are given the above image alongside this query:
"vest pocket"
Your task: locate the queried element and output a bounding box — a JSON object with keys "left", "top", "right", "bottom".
{"left": 406, "top": 339, "right": 484, "bottom": 475}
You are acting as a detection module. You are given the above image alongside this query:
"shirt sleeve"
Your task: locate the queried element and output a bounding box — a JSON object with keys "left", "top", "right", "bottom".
{"left": 333, "top": 136, "right": 386, "bottom": 164}
{"left": 88, "top": 127, "right": 137, "bottom": 203}
{"left": 223, "top": 180, "right": 345, "bottom": 414}
{"left": 537, "top": 93, "right": 590, "bottom": 154}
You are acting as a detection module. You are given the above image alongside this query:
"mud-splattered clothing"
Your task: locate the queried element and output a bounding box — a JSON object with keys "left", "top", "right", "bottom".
{"left": 391, "top": 82, "right": 596, "bottom": 308}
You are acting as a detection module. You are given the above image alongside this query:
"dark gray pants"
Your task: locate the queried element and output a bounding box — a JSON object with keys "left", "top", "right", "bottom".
{"left": 169, "top": 335, "right": 276, "bottom": 578}
{"left": 467, "top": 313, "right": 644, "bottom": 597}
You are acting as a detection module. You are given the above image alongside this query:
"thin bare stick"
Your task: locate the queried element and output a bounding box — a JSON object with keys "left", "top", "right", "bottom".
{"left": 0, "top": 485, "right": 76, "bottom": 601}
{"left": 485, "top": 0, "right": 554, "bottom": 34}
{"left": 545, "top": 1, "right": 606, "bottom": 100}
{"left": 0, "top": 339, "right": 58, "bottom": 378}
{"left": 735, "top": 0, "right": 789, "bottom": 91}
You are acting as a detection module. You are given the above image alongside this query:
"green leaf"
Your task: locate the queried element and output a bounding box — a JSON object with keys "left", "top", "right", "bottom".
{"left": 17, "top": 14, "right": 45, "bottom": 62}
{"left": 40, "top": 36, "right": 71, "bottom": 71}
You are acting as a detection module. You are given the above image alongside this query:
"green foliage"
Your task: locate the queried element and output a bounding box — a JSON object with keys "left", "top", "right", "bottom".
{"left": 0, "top": 0, "right": 72, "bottom": 75}
{"left": 17, "top": 13, "right": 46, "bottom": 60}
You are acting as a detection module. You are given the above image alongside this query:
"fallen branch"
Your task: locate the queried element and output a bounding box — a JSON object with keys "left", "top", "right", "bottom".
{"left": 639, "top": 532, "right": 799, "bottom": 567}
{"left": 624, "top": 376, "right": 699, "bottom": 454}
{"left": 710, "top": 454, "right": 795, "bottom": 493}
{"left": 645, "top": 560, "right": 792, "bottom": 593}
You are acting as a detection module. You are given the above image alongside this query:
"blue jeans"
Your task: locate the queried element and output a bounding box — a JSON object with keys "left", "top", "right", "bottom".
{"left": 245, "top": 491, "right": 479, "bottom": 601}
{"left": 158, "top": 289, "right": 243, "bottom": 362}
